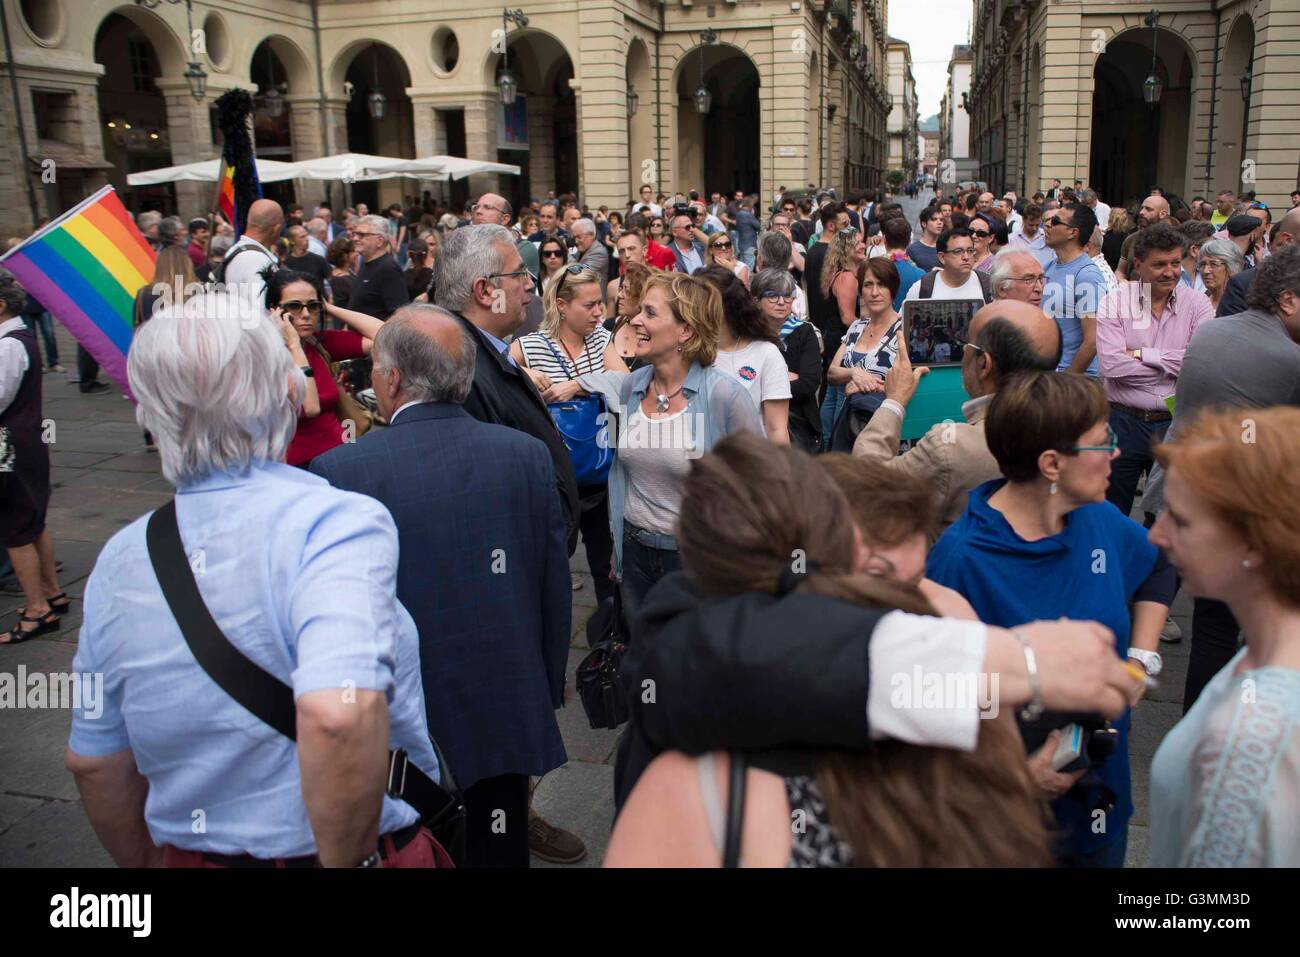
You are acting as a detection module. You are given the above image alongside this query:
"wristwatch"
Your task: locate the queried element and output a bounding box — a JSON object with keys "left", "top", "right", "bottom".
{"left": 1128, "top": 647, "right": 1163, "bottom": 677}
{"left": 299, "top": 365, "right": 315, "bottom": 378}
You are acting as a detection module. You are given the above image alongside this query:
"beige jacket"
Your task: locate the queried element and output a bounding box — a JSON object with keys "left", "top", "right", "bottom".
{"left": 851, "top": 394, "right": 1002, "bottom": 531}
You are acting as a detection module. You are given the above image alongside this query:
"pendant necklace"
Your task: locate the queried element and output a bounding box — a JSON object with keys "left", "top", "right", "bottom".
{"left": 652, "top": 379, "right": 684, "bottom": 413}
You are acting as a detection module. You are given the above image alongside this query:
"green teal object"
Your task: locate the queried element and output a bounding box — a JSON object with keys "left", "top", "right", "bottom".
{"left": 901, "top": 365, "right": 969, "bottom": 441}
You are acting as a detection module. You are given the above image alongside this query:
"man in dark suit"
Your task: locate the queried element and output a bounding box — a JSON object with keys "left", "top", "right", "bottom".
{"left": 433, "top": 224, "right": 580, "bottom": 550}
{"left": 1216, "top": 208, "right": 1298, "bottom": 316}
{"left": 311, "top": 306, "right": 572, "bottom": 867}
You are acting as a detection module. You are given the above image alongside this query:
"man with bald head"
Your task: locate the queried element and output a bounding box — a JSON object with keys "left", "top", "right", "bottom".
{"left": 852, "top": 299, "right": 1064, "bottom": 530}
{"left": 220, "top": 198, "right": 283, "bottom": 303}
{"left": 473, "top": 191, "right": 539, "bottom": 283}
{"left": 311, "top": 304, "right": 571, "bottom": 869}
{"left": 1215, "top": 206, "right": 1300, "bottom": 316}
{"left": 1117, "top": 193, "right": 1171, "bottom": 281}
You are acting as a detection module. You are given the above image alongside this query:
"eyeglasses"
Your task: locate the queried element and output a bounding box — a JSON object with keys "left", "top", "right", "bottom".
{"left": 1009, "top": 274, "right": 1047, "bottom": 286}
{"left": 942, "top": 247, "right": 976, "bottom": 258}
{"left": 1069, "top": 426, "right": 1120, "bottom": 454}
{"left": 962, "top": 341, "right": 984, "bottom": 355}
{"left": 472, "top": 203, "right": 504, "bottom": 215}
{"left": 486, "top": 269, "right": 533, "bottom": 281}
{"left": 349, "top": 230, "right": 383, "bottom": 240}
{"left": 712, "top": 241, "right": 732, "bottom": 250}
{"left": 760, "top": 292, "right": 794, "bottom": 303}
{"left": 541, "top": 249, "right": 566, "bottom": 259}
{"left": 280, "top": 299, "right": 322, "bottom": 314}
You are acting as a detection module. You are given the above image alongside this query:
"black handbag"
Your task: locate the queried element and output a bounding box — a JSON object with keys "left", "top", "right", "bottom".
{"left": 145, "top": 499, "right": 465, "bottom": 865}
{"left": 575, "top": 590, "right": 630, "bottom": 730}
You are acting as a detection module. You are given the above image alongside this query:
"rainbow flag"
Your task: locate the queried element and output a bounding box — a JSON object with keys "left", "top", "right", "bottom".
{"left": 0, "top": 186, "right": 154, "bottom": 395}
{"left": 217, "top": 161, "right": 237, "bottom": 232}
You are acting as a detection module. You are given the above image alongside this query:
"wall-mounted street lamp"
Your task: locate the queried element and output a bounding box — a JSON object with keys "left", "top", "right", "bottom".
{"left": 627, "top": 84, "right": 639, "bottom": 117}
{"left": 497, "top": 8, "right": 530, "bottom": 105}
{"left": 1239, "top": 65, "right": 1252, "bottom": 103}
{"left": 134, "top": 0, "right": 208, "bottom": 101}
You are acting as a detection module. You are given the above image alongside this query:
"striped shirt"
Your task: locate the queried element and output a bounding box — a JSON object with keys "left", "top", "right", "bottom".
{"left": 518, "top": 328, "right": 612, "bottom": 380}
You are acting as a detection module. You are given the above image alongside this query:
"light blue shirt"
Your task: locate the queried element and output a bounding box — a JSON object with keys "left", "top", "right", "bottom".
{"left": 479, "top": 326, "right": 519, "bottom": 367}
{"left": 69, "top": 462, "right": 438, "bottom": 858}
{"left": 1044, "top": 251, "right": 1108, "bottom": 377}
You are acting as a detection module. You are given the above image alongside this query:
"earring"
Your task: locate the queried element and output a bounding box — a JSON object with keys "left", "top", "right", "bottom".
{"left": 1243, "top": 559, "right": 1252, "bottom": 569}
{"left": 677, "top": 344, "right": 683, "bottom": 353}
{"left": 1049, "top": 481, "right": 1058, "bottom": 496}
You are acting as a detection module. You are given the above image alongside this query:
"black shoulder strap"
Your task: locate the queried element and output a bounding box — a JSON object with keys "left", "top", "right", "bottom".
{"left": 146, "top": 500, "right": 298, "bottom": 739}
{"left": 145, "top": 499, "right": 461, "bottom": 816}
{"left": 722, "top": 751, "right": 748, "bottom": 868}
{"left": 919, "top": 271, "right": 937, "bottom": 298}
{"left": 977, "top": 270, "right": 994, "bottom": 303}
{"left": 213, "top": 242, "right": 256, "bottom": 285}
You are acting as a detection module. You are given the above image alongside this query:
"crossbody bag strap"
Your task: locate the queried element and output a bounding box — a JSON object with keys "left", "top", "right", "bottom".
{"left": 540, "top": 334, "right": 578, "bottom": 381}
{"left": 147, "top": 499, "right": 298, "bottom": 739}
{"left": 722, "top": 751, "right": 748, "bottom": 869}
{"left": 145, "top": 499, "right": 457, "bottom": 816}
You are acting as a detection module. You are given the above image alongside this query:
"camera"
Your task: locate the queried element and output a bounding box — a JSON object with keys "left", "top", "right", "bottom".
{"left": 673, "top": 202, "right": 692, "bottom": 217}
{"left": 1020, "top": 713, "right": 1119, "bottom": 814}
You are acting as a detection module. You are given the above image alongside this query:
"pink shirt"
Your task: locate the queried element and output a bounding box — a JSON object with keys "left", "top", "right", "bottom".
{"left": 1096, "top": 282, "right": 1216, "bottom": 411}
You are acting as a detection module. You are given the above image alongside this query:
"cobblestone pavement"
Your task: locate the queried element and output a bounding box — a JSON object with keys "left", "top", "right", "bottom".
{"left": 0, "top": 324, "right": 1188, "bottom": 868}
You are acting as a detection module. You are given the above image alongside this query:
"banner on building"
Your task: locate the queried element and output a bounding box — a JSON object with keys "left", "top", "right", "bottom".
{"left": 499, "top": 98, "right": 530, "bottom": 151}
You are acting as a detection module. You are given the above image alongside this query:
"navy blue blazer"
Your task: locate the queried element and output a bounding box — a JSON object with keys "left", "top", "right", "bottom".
{"left": 311, "top": 402, "right": 570, "bottom": 788}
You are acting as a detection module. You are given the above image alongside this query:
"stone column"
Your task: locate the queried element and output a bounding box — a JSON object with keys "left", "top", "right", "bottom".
{"left": 1035, "top": 4, "right": 1087, "bottom": 189}
{"left": 1250, "top": 0, "right": 1300, "bottom": 208}
{"left": 157, "top": 78, "right": 222, "bottom": 220}
{"left": 463, "top": 92, "right": 501, "bottom": 198}
{"left": 575, "top": 1, "right": 626, "bottom": 210}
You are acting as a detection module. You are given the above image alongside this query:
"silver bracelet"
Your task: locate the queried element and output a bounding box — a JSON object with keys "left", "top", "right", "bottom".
{"left": 1014, "top": 630, "right": 1044, "bottom": 722}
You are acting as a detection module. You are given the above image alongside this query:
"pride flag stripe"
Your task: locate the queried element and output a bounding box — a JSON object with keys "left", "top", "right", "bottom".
{"left": 0, "top": 186, "right": 154, "bottom": 395}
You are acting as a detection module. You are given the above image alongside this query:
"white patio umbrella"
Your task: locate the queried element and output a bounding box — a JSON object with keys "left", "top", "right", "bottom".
{"left": 388, "top": 155, "right": 522, "bottom": 181}
{"left": 284, "top": 152, "right": 442, "bottom": 181}
{"left": 126, "top": 157, "right": 302, "bottom": 185}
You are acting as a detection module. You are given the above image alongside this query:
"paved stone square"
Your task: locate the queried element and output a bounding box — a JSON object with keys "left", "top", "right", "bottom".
{"left": 0, "top": 322, "right": 1189, "bottom": 867}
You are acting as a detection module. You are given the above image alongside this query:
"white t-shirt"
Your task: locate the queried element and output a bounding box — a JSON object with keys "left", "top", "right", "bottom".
{"left": 712, "top": 340, "right": 792, "bottom": 414}
{"left": 221, "top": 236, "right": 278, "bottom": 309}
{"left": 632, "top": 202, "right": 664, "bottom": 219}
{"left": 902, "top": 270, "right": 986, "bottom": 302}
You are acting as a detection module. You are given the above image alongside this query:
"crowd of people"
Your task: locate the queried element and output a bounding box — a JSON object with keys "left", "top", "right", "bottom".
{"left": 1, "top": 171, "right": 1297, "bottom": 870}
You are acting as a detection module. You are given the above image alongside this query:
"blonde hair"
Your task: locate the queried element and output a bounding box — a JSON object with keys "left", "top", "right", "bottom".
{"left": 640, "top": 272, "right": 722, "bottom": 367}
{"left": 821, "top": 230, "right": 861, "bottom": 297}
{"left": 1155, "top": 407, "right": 1300, "bottom": 608}
{"left": 540, "top": 266, "right": 602, "bottom": 335}
{"left": 149, "top": 246, "right": 200, "bottom": 316}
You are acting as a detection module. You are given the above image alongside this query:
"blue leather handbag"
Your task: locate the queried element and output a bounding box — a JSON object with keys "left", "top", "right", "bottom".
{"left": 540, "top": 337, "right": 614, "bottom": 486}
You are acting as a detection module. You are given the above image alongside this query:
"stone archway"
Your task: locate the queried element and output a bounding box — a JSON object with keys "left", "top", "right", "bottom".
{"left": 1089, "top": 26, "right": 1195, "bottom": 206}
{"left": 251, "top": 38, "right": 310, "bottom": 208}
{"left": 1218, "top": 15, "right": 1255, "bottom": 193}
{"left": 338, "top": 42, "right": 415, "bottom": 211}
{"left": 674, "top": 43, "right": 760, "bottom": 196}
{"left": 94, "top": 10, "right": 178, "bottom": 214}
{"left": 626, "top": 38, "right": 654, "bottom": 197}
{"left": 485, "top": 29, "right": 577, "bottom": 209}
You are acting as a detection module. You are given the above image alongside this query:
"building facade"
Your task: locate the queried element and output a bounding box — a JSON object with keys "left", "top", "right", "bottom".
{"left": 0, "top": 0, "right": 897, "bottom": 238}
{"left": 886, "top": 36, "right": 919, "bottom": 179}
{"left": 922, "top": 128, "right": 940, "bottom": 176}
{"left": 967, "top": 0, "right": 1300, "bottom": 209}
{"left": 939, "top": 43, "right": 973, "bottom": 184}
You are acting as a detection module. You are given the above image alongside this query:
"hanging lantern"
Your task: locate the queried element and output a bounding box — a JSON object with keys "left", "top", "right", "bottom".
{"left": 264, "top": 84, "right": 285, "bottom": 119}
{"left": 627, "top": 84, "right": 639, "bottom": 117}
{"left": 367, "top": 88, "right": 387, "bottom": 119}
{"left": 1142, "top": 72, "right": 1162, "bottom": 106}
{"left": 497, "top": 68, "right": 519, "bottom": 106}
{"left": 694, "top": 85, "right": 712, "bottom": 115}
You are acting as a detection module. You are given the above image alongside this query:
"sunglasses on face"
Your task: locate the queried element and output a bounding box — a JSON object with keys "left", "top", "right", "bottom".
{"left": 281, "top": 299, "right": 322, "bottom": 314}
{"left": 542, "top": 249, "right": 566, "bottom": 258}
{"left": 1044, "top": 217, "right": 1075, "bottom": 230}
{"left": 970, "top": 229, "right": 991, "bottom": 238}
{"left": 712, "top": 241, "right": 732, "bottom": 250}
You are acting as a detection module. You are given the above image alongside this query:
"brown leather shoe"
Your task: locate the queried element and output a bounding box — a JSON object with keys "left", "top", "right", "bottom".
{"left": 527, "top": 809, "right": 587, "bottom": 864}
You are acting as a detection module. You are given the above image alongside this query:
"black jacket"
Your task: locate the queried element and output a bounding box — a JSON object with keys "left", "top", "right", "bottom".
{"left": 613, "top": 571, "right": 886, "bottom": 811}
{"left": 454, "top": 311, "right": 580, "bottom": 549}
{"left": 1216, "top": 266, "right": 1253, "bottom": 317}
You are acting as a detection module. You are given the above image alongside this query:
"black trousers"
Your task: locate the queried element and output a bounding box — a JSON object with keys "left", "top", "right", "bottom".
{"left": 1183, "top": 597, "right": 1241, "bottom": 714}
{"left": 578, "top": 486, "right": 615, "bottom": 604}
{"left": 463, "top": 773, "right": 529, "bottom": 868}
{"left": 77, "top": 345, "right": 99, "bottom": 391}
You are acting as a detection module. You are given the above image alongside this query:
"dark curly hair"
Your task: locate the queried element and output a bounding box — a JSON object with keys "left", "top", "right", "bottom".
{"left": 695, "top": 265, "right": 777, "bottom": 345}
{"left": 1246, "top": 244, "right": 1300, "bottom": 314}
{"left": 262, "top": 266, "right": 325, "bottom": 311}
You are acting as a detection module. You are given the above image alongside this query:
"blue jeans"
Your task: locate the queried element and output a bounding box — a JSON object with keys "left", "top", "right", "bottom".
{"left": 820, "top": 384, "right": 846, "bottom": 451}
{"left": 22, "top": 312, "right": 58, "bottom": 367}
{"left": 739, "top": 247, "right": 756, "bottom": 270}
{"left": 1106, "top": 406, "right": 1170, "bottom": 518}
{"left": 621, "top": 524, "right": 681, "bottom": 626}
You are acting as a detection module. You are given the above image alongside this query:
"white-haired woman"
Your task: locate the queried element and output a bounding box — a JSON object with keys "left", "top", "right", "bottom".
{"left": 64, "top": 292, "right": 446, "bottom": 868}
{"left": 1196, "top": 238, "right": 1247, "bottom": 314}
